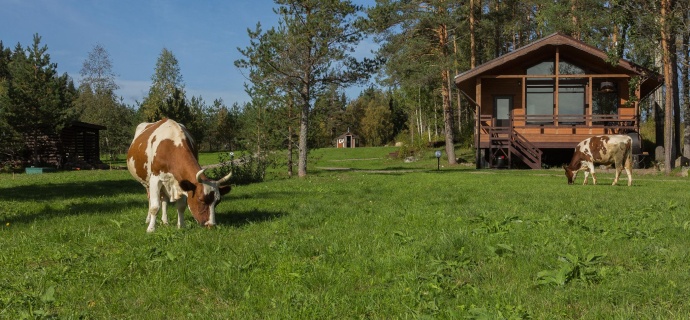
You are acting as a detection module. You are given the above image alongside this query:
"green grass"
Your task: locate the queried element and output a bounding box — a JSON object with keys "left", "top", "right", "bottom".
{"left": 2, "top": 147, "right": 690, "bottom": 319}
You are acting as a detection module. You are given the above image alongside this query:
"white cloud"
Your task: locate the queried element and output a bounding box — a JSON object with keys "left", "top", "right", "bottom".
{"left": 116, "top": 79, "right": 151, "bottom": 107}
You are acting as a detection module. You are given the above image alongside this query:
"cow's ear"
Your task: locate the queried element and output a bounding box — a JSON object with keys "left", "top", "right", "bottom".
{"left": 219, "top": 185, "right": 231, "bottom": 196}
{"left": 179, "top": 180, "right": 196, "bottom": 192}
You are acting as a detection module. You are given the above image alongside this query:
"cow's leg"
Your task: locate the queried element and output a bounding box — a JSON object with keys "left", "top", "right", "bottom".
{"left": 612, "top": 164, "right": 622, "bottom": 186}
{"left": 175, "top": 199, "right": 186, "bottom": 229}
{"left": 587, "top": 163, "right": 597, "bottom": 185}
{"left": 145, "top": 189, "right": 152, "bottom": 224}
{"left": 146, "top": 179, "right": 162, "bottom": 233}
{"left": 160, "top": 191, "right": 174, "bottom": 225}
{"left": 582, "top": 168, "right": 590, "bottom": 185}
{"left": 160, "top": 198, "right": 169, "bottom": 225}
{"left": 146, "top": 197, "right": 161, "bottom": 233}
{"left": 623, "top": 150, "right": 632, "bottom": 187}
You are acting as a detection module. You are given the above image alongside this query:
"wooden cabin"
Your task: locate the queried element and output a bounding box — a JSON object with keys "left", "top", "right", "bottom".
{"left": 454, "top": 33, "right": 662, "bottom": 169}
{"left": 24, "top": 121, "right": 107, "bottom": 169}
{"left": 336, "top": 130, "right": 358, "bottom": 148}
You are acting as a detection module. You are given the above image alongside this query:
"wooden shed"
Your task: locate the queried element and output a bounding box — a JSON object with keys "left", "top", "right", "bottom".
{"left": 454, "top": 33, "right": 662, "bottom": 169}
{"left": 60, "top": 121, "right": 107, "bottom": 169}
{"left": 24, "top": 121, "right": 107, "bottom": 169}
{"left": 336, "top": 130, "right": 358, "bottom": 148}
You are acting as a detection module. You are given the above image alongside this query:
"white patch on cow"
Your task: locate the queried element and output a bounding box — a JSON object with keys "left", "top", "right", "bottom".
{"left": 158, "top": 172, "right": 185, "bottom": 202}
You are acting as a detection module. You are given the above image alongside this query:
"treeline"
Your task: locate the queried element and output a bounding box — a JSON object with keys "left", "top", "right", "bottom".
{"left": 235, "top": 0, "right": 690, "bottom": 175}
{"left": 1, "top": 0, "right": 689, "bottom": 176}
{"left": 0, "top": 35, "right": 403, "bottom": 173}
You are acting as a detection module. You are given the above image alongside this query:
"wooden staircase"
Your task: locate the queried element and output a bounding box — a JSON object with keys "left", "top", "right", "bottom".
{"left": 487, "top": 126, "right": 542, "bottom": 169}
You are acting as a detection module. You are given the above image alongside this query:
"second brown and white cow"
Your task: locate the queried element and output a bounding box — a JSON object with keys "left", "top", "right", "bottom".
{"left": 127, "top": 118, "right": 232, "bottom": 232}
{"left": 563, "top": 134, "right": 633, "bottom": 186}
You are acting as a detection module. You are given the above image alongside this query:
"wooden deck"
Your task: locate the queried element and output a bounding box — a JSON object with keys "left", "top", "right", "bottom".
{"left": 477, "top": 114, "right": 638, "bottom": 149}
{"left": 476, "top": 114, "right": 640, "bottom": 168}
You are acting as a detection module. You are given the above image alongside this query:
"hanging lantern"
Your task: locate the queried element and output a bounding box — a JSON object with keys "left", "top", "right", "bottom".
{"left": 599, "top": 81, "right": 616, "bottom": 93}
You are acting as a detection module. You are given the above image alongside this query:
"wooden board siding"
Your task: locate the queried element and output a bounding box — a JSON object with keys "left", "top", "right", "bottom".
{"left": 479, "top": 78, "right": 522, "bottom": 118}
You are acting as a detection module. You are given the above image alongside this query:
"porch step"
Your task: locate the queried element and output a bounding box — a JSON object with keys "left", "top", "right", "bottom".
{"left": 487, "top": 128, "right": 542, "bottom": 169}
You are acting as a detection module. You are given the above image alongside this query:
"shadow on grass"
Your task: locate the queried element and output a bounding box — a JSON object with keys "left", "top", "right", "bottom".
{"left": 216, "top": 209, "right": 288, "bottom": 228}
{"left": 0, "top": 179, "right": 141, "bottom": 201}
{"left": 228, "top": 190, "right": 305, "bottom": 201}
{"left": 5, "top": 198, "right": 145, "bottom": 225}
{"left": 423, "top": 167, "right": 477, "bottom": 173}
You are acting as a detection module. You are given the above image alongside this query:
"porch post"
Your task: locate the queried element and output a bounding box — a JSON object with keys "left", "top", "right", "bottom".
{"left": 587, "top": 76, "right": 593, "bottom": 130}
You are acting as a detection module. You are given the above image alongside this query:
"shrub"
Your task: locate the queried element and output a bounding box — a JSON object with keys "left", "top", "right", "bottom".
{"left": 394, "top": 130, "right": 428, "bottom": 159}
{"left": 210, "top": 151, "right": 275, "bottom": 185}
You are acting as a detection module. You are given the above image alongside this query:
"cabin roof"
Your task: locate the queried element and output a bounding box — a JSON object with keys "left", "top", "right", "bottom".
{"left": 337, "top": 131, "right": 358, "bottom": 139}
{"left": 69, "top": 121, "right": 107, "bottom": 131}
{"left": 454, "top": 33, "right": 662, "bottom": 99}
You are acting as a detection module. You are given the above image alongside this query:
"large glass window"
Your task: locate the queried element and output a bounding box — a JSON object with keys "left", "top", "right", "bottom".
{"left": 558, "top": 79, "right": 585, "bottom": 124}
{"left": 559, "top": 60, "right": 585, "bottom": 75}
{"left": 526, "top": 80, "right": 554, "bottom": 124}
{"left": 525, "top": 60, "right": 587, "bottom": 125}
{"left": 593, "top": 90, "right": 618, "bottom": 115}
{"left": 527, "top": 60, "right": 554, "bottom": 75}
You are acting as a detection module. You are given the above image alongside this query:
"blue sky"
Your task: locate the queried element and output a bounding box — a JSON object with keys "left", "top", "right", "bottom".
{"left": 0, "top": 0, "right": 377, "bottom": 107}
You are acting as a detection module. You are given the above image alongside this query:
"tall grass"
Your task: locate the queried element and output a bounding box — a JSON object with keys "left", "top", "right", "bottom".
{"left": 1, "top": 147, "right": 689, "bottom": 319}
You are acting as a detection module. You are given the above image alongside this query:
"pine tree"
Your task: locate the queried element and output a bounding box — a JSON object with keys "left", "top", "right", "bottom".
{"left": 236, "top": 0, "right": 375, "bottom": 177}
{"left": 3, "top": 34, "right": 77, "bottom": 165}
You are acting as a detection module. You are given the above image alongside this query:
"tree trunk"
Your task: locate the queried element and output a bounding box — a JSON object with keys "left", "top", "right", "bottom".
{"left": 437, "top": 19, "right": 457, "bottom": 165}
{"left": 298, "top": 98, "right": 309, "bottom": 178}
{"left": 442, "top": 70, "right": 457, "bottom": 164}
{"left": 672, "top": 37, "right": 680, "bottom": 161}
{"left": 493, "top": 0, "right": 501, "bottom": 58}
{"left": 660, "top": 0, "right": 675, "bottom": 173}
{"left": 470, "top": 0, "right": 476, "bottom": 69}
{"left": 681, "top": 11, "right": 690, "bottom": 158}
{"left": 287, "top": 98, "right": 294, "bottom": 178}
{"left": 453, "top": 35, "right": 462, "bottom": 132}
{"left": 570, "top": 0, "right": 580, "bottom": 40}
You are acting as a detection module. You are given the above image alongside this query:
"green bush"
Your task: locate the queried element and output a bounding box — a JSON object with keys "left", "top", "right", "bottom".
{"left": 394, "top": 130, "right": 428, "bottom": 159}
{"left": 210, "top": 151, "right": 275, "bottom": 185}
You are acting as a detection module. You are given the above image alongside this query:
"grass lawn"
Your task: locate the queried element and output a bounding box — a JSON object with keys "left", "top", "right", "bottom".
{"left": 1, "top": 147, "right": 689, "bottom": 318}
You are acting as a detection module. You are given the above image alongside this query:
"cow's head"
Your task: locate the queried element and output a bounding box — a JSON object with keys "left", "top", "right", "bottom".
{"left": 180, "top": 169, "right": 232, "bottom": 226}
{"left": 563, "top": 165, "right": 576, "bottom": 185}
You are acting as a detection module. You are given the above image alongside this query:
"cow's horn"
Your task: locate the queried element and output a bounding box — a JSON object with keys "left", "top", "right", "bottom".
{"left": 196, "top": 169, "right": 207, "bottom": 183}
{"left": 217, "top": 172, "right": 232, "bottom": 185}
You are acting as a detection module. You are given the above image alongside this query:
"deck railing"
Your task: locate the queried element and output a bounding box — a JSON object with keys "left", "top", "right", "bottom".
{"left": 481, "top": 114, "right": 637, "bottom": 132}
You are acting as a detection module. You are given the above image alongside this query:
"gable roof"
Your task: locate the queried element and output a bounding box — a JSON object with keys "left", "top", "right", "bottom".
{"left": 454, "top": 33, "right": 662, "bottom": 99}
{"left": 337, "top": 131, "right": 358, "bottom": 139}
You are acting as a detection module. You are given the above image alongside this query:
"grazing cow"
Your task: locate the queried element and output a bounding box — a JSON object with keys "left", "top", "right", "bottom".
{"left": 563, "top": 134, "right": 633, "bottom": 186}
{"left": 127, "top": 118, "right": 232, "bottom": 232}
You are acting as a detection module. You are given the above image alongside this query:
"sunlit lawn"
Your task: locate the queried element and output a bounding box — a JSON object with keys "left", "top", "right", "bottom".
{"left": 2, "top": 147, "right": 689, "bottom": 318}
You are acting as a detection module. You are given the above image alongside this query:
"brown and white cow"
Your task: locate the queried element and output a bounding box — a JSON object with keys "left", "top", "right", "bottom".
{"left": 127, "top": 118, "right": 232, "bottom": 232}
{"left": 563, "top": 134, "right": 633, "bottom": 186}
